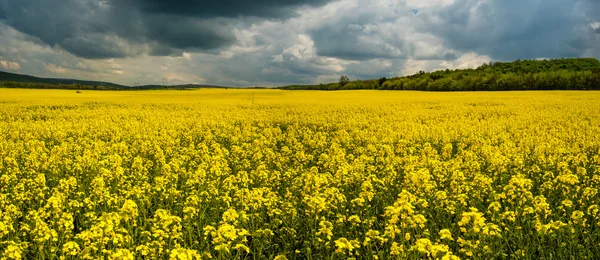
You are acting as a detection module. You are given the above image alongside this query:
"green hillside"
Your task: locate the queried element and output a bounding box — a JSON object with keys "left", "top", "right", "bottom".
{"left": 0, "top": 71, "right": 227, "bottom": 90}
{"left": 0, "top": 70, "right": 126, "bottom": 89}
{"left": 281, "top": 58, "right": 600, "bottom": 91}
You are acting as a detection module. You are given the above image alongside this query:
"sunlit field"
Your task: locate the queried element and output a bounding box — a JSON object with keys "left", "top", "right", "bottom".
{"left": 1, "top": 88, "right": 599, "bottom": 259}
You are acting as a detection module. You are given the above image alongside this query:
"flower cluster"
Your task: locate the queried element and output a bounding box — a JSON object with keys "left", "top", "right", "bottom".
{"left": 0, "top": 89, "right": 599, "bottom": 259}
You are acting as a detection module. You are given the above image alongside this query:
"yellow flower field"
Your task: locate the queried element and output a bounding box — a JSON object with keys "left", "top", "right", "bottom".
{"left": 1, "top": 88, "right": 599, "bottom": 259}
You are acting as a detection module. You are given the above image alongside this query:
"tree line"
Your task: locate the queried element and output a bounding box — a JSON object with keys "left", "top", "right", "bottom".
{"left": 280, "top": 58, "right": 600, "bottom": 91}
{"left": 0, "top": 81, "right": 226, "bottom": 91}
{"left": 0, "top": 81, "right": 123, "bottom": 90}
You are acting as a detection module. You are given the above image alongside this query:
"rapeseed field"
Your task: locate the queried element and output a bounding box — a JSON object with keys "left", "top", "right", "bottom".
{"left": 0, "top": 89, "right": 599, "bottom": 259}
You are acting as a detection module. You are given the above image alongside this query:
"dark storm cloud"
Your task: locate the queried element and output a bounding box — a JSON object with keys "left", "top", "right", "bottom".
{"left": 130, "top": 0, "right": 334, "bottom": 18}
{"left": 0, "top": 1, "right": 5, "bottom": 19}
{"left": 0, "top": 0, "right": 336, "bottom": 59}
{"left": 141, "top": 14, "right": 237, "bottom": 51}
{"left": 307, "top": 0, "right": 599, "bottom": 63}
{"left": 0, "top": 0, "right": 141, "bottom": 59}
{"left": 61, "top": 36, "right": 132, "bottom": 59}
{"left": 0, "top": 0, "right": 100, "bottom": 49}
{"left": 306, "top": 2, "right": 458, "bottom": 62}
{"left": 422, "top": 0, "right": 598, "bottom": 61}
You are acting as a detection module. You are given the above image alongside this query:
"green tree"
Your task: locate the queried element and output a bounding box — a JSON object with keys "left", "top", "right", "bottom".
{"left": 339, "top": 75, "right": 350, "bottom": 88}
{"left": 378, "top": 77, "right": 387, "bottom": 87}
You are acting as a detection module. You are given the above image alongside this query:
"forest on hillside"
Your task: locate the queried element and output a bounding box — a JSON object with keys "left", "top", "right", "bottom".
{"left": 0, "top": 81, "right": 227, "bottom": 91}
{"left": 281, "top": 58, "right": 600, "bottom": 91}
{"left": 0, "top": 81, "right": 124, "bottom": 90}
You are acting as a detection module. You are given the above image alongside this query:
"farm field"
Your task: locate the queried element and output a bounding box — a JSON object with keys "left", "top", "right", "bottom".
{"left": 1, "top": 89, "right": 600, "bottom": 259}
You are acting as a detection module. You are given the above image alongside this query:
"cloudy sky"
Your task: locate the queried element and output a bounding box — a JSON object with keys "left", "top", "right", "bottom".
{"left": 0, "top": 0, "right": 599, "bottom": 87}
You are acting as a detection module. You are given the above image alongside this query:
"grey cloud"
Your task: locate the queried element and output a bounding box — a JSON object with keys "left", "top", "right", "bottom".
{"left": 307, "top": 2, "right": 455, "bottom": 62}
{"left": 423, "top": 0, "right": 598, "bottom": 60}
{"left": 142, "top": 15, "right": 236, "bottom": 51}
{"left": 0, "top": 1, "right": 5, "bottom": 18}
{"left": 148, "top": 44, "right": 184, "bottom": 57}
{"left": 61, "top": 34, "right": 140, "bottom": 59}
{"left": 0, "top": 25, "right": 112, "bottom": 78}
{"left": 0, "top": 0, "right": 96, "bottom": 46}
{"left": 343, "top": 59, "right": 402, "bottom": 79}
{"left": 308, "top": 6, "right": 410, "bottom": 61}
{"left": 307, "top": 0, "right": 599, "bottom": 63}
{"left": 130, "top": 0, "right": 334, "bottom": 18}
{"left": 0, "top": 0, "right": 336, "bottom": 59}
{"left": 0, "top": 0, "right": 138, "bottom": 59}
{"left": 311, "top": 24, "right": 408, "bottom": 60}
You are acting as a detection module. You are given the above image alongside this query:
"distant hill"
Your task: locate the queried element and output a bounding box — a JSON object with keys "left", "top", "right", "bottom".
{"left": 0, "top": 70, "right": 127, "bottom": 88}
{"left": 133, "top": 84, "right": 228, "bottom": 90}
{"left": 280, "top": 58, "right": 600, "bottom": 91}
{"left": 0, "top": 71, "right": 230, "bottom": 90}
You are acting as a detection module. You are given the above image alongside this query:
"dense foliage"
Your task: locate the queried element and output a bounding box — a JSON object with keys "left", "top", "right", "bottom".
{"left": 0, "top": 81, "right": 122, "bottom": 90}
{"left": 281, "top": 58, "right": 600, "bottom": 91}
{"left": 0, "top": 71, "right": 125, "bottom": 89}
{"left": 1, "top": 89, "right": 600, "bottom": 259}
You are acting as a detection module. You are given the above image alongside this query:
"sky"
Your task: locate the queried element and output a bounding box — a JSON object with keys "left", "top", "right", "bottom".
{"left": 0, "top": 0, "right": 599, "bottom": 87}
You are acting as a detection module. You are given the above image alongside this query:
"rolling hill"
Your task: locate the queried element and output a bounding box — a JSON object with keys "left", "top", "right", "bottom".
{"left": 0, "top": 71, "right": 229, "bottom": 90}
{"left": 280, "top": 58, "right": 600, "bottom": 91}
{"left": 0, "top": 70, "right": 127, "bottom": 88}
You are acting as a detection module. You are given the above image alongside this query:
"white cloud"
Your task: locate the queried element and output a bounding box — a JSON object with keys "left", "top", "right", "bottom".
{"left": 46, "top": 64, "right": 68, "bottom": 74}
{"left": 447, "top": 52, "right": 492, "bottom": 69}
{"left": 163, "top": 72, "right": 206, "bottom": 85}
{"left": 313, "top": 74, "right": 342, "bottom": 84}
{"left": 111, "top": 69, "right": 124, "bottom": 75}
{"left": 271, "top": 54, "right": 284, "bottom": 63}
{"left": 275, "top": 34, "right": 356, "bottom": 74}
{"left": 0, "top": 59, "right": 21, "bottom": 70}
{"left": 406, "top": 0, "right": 455, "bottom": 9}
{"left": 401, "top": 52, "right": 491, "bottom": 75}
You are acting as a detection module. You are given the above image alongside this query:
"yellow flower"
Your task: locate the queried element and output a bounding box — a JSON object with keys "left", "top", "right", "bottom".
{"left": 390, "top": 242, "right": 404, "bottom": 256}
{"left": 561, "top": 199, "right": 573, "bottom": 208}
{"left": 109, "top": 249, "right": 135, "bottom": 260}
{"left": 120, "top": 200, "right": 139, "bottom": 222}
{"left": 3, "top": 88, "right": 600, "bottom": 259}
{"left": 364, "top": 229, "right": 386, "bottom": 245}
{"left": 348, "top": 215, "right": 361, "bottom": 225}
{"left": 169, "top": 248, "right": 201, "bottom": 260}
{"left": 415, "top": 238, "right": 433, "bottom": 254}
{"left": 316, "top": 220, "right": 333, "bottom": 241}
{"left": 135, "top": 245, "right": 150, "bottom": 256}
{"left": 439, "top": 229, "right": 453, "bottom": 241}
{"left": 441, "top": 254, "right": 461, "bottom": 260}
{"left": 222, "top": 208, "right": 239, "bottom": 223}
{"left": 334, "top": 238, "right": 360, "bottom": 254}
{"left": 233, "top": 243, "right": 250, "bottom": 254}
{"left": 2, "top": 244, "right": 22, "bottom": 260}
{"left": 62, "top": 241, "right": 80, "bottom": 256}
